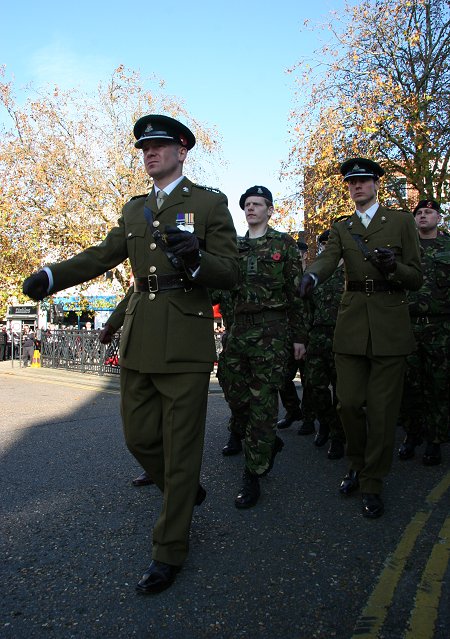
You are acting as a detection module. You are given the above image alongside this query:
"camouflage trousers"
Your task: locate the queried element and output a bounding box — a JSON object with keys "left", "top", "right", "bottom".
{"left": 304, "top": 327, "right": 345, "bottom": 442}
{"left": 400, "top": 319, "right": 450, "bottom": 443}
{"left": 218, "top": 319, "right": 290, "bottom": 475}
{"left": 278, "top": 355, "right": 316, "bottom": 424}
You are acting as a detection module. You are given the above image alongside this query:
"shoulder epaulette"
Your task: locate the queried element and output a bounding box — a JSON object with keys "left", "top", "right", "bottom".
{"left": 194, "top": 184, "right": 221, "bottom": 194}
{"left": 130, "top": 193, "right": 148, "bottom": 201}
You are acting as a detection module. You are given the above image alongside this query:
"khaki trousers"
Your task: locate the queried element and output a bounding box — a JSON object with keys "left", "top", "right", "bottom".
{"left": 120, "top": 367, "right": 210, "bottom": 566}
{"left": 335, "top": 348, "right": 406, "bottom": 494}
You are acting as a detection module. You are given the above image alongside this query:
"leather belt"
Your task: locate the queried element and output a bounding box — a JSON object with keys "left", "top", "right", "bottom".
{"left": 234, "top": 309, "right": 288, "bottom": 325}
{"left": 346, "top": 280, "right": 402, "bottom": 293}
{"left": 134, "top": 274, "right": 192, "bottom": 293}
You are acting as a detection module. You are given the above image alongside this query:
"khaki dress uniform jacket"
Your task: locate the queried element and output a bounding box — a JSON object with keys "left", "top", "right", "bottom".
{"left": 48, "top": 177, "right": 238, "bottom": 565}
{"left": 306, "top": 205, "right": 422, "bottom": 494}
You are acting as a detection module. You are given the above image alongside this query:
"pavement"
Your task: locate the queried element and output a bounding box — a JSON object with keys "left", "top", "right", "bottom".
{"left": 0, "top": 359, "right": 449, "bottom": 639}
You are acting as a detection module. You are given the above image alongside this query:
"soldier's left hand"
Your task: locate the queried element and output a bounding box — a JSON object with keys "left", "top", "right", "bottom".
{"left": 373, "top": 247, "right": 397, "bottom": 274}
{"left": 165, "top": 226, "right": 200, "bottom": 268}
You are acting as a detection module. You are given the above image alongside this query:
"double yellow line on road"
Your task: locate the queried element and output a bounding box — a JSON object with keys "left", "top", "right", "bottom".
{"left": 352, "top": 472, "right": 450, "bottom": 638}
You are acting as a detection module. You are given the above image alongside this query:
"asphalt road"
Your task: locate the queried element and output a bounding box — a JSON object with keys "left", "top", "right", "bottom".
{"left": 0, "top": 361, "right": 449, "bottom": 639}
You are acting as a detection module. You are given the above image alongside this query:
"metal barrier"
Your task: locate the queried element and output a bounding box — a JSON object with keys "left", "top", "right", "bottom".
{"left": 41, "top": 330, "right": 120, "bottom": 375}
{"left": 40, "top": 329, "right": 223, "bottom": 376}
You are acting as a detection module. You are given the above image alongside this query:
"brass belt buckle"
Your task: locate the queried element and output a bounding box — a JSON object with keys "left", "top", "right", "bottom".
{"left": 365, "top": 279, "right": 374, "bottom": 293}
{"left": 148, "top": 274, "right": 158, "bottom": 293}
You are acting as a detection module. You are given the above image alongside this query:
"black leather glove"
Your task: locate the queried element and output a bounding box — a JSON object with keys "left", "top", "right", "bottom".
{"left": 164, "top": 226, "right": 200, "bottom": 269}
{"left": 298, "top": 274, "right": 315, "bottom": 298}
{"left": 23, "top": 270, "right": 50, "bottom": 301}
{"left": 372, "top": 247, "right": 397, "bottom": 274}
{"left": 98, "top": 323, "right": 115, "bottom": 345}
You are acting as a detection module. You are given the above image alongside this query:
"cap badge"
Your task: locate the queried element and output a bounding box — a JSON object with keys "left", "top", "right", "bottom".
{"left": 352, "top": 163, "right": 360, "bottom": 171}
{"left": 257, "top": 187, "right": 263, "bottom": 194}
{"left": 427, "top": 201, "right": 433, "bottom": 208}
{"left": 144, "top": 124, "right": 154, "bottom": 133}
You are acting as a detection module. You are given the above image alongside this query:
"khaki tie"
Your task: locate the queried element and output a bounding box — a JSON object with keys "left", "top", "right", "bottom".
{"left": 156, "top": 190, "right": 167, "bottom": 209}
{"left": 359, "top": 212, "right": 371, "bottom": 228}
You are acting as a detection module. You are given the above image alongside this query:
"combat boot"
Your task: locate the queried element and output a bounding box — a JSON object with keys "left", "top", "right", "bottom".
{"left": 277, "top": 408, "right": 302, "bottom": 429}
{"left": 222, "top": 432, "right": 243, "bottom": 456}
{"left": 398, "top": 434, "right": 422, "bottom": 460}
{"left": 297, "top": 420, "right": 315, "bottom": 435}
{"left": 235, "top": 468, "right": 260, "bottom": 508}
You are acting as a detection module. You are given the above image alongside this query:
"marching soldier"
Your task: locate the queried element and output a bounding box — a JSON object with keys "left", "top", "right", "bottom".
{"left": 23, "top": 114, "right": 238, "bottom": 594}
{"left": 299, "top": 158, "right": 422, "bottom": 518}
{"left": 399, "top": 199, "right": 450, "bottom": 465}
{"left": 219, "top": 186, "right": 307, "bottom": 508}
{"left": 304, "top": 228, "right": 346, "bottom": 459}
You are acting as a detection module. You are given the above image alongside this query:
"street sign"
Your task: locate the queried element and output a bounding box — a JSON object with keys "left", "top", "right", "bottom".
{"left": 7, "top": 305, "right": 38, "bottom": 319}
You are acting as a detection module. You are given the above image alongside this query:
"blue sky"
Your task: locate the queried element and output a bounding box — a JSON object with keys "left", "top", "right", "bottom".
{"left": 1, "top": 0, "right": 345, "bottom": 234}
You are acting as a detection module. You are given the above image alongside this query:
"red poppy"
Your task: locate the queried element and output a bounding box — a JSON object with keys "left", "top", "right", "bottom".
{"left": 272, "top": 252, "right": 281, "bottom": 261}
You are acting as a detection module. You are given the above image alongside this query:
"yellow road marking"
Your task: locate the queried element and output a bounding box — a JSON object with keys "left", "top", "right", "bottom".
{"left": 404, "top": 515, "right": 450, "bottom": 639}
{"left": 351, "top": 472, "right": 450, "bottom": 638}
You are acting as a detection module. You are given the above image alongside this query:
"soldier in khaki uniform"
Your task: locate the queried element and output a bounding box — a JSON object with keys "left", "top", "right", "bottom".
{"left": 299, "top": 158, "right": 422, "bottom": 518}
{"left": 23, "top": 115, "right": 238, "bottom": 593}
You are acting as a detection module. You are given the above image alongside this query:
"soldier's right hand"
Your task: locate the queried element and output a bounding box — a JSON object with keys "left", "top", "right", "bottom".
{"left": 98, "top": 323, "right": 115, "bottom": 345}
{"left": 298, "top": 274, "right": 315, "bottom": 298}
{"left": 23, "top": 271, "right": 49, "bottom": 301}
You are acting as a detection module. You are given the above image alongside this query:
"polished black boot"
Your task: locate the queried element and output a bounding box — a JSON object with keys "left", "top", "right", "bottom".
{"left": 222, "top": 431, "right": 243, "bottom": 456}
{"left": 277, "top": 408, "right": 302, "bottom": 429}
{"left": 339, "top": 470, "right": 360, "bottom": 495}
{"left": 361, "top": 493, "right": 384, "bottom": 518}
{"left": 398, "top": 434, "right": 422, "bottom": 460}
{"left": 327, "top": 439, "right": 345, "bottom": 460}
{"left": 136, "top": 560, "right": 181, "bottom": 594}
{"left": 422, "top": 442, "right": 441, "bottom": 466}
{"left": 235, "top": 468, "right": 260, "bottom": 508}
{"left": 314, "top": 425, "right": 330, "bottom": 448}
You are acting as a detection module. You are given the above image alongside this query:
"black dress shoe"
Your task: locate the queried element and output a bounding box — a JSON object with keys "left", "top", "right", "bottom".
{"left": 398, "top": 434, "right": 422, "bottom": 460}
{"left": 195, "top": 485, "right": 207, "bottom": 506}
{"left": 339, "top": 470, "right": 360, "bottom": 495}
{"left": 327, "top": 440, "right": 345, "bottom": 460}
{"left": 297, "top": 421, "right": 315, "bottom": 435}
{"left": 235, "top": 469, "right": 260, "bottom": 508}
{"left": 136, "top": 560, "right": 181, "bottom": 594}
{"left": 277, "top": 409, "right": 302, "bottom": 429}
{"left": 132, "top": 470, "right": 154, "bottom": 487}
{"left": 361, "top": 493, "right": 384, "bottom": 518}
{"left": 314, "top": 428, "right": 330, "bottom": 448}
{"left": 261, "top": 435, "right": 284, "bottom": 476}
{"left": 423, "top": 442, "right": 441, "bottom": 466}
{"left": 222, "top": 432, "right": 243, "bottom": 456}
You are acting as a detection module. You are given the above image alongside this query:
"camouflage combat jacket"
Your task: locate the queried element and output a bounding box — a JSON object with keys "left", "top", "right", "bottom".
{"left": 231, "top": 227, "right": 307, "bottom": 343}
{"left": 308, "top": 264, "right": 345, "bottom": 329}
{"left": 408, "top": 233, "right": 450, "bottom": 318}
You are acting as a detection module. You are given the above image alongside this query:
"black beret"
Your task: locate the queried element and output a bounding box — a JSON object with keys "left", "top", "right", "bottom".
{"left": 340, "top": 158, "right": 384, "bottom": 181}
{"left": 297, "top": 241, "right": 308, "bottom": 252}
{"left": 412, "top": 199, "right": 441, "bottom": 216}
{"left": 239, "top": 185, "right": 273, "bottom": 210}
{"left": 134, "top": 114, "right": 195, "bottom": 150}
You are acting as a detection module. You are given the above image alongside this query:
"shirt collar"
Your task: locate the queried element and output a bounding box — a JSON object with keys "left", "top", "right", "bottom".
{"left": 356, "top": 202, "right": 379, "bottom": 220}
{"left": 154, "top": 175, "right": 185, "bottom": 197}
